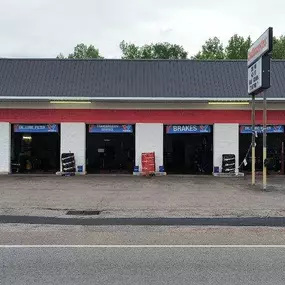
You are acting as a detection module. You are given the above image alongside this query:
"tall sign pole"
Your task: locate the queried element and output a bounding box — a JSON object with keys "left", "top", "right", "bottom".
{"left": 247, "top": 27, "right": 273, "bottom": 190}
{"left": 251, "top": 94, "right": 255, "bottom": 185}
{"left": 263, "top": 90, "right": 267, "bottom": 190}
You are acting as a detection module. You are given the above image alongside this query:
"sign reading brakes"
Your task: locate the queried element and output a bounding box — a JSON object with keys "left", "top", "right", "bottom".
{"left": 89, "top": 124, "right": 133, "bottom": 133}
{"left": 166, "top": 125, "right": 211, "bottom": 134}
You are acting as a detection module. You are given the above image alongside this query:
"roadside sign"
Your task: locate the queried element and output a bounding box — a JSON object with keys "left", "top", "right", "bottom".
{"left": 247, "top": 28, "right": 273, "bottom": 67}
{"left": 248, "top": 55, "right": 270, "bottom": 95}
{"left": 247, "top": 27, "right": 272, "bottom": 96}
{"left": 247, "top": 27, "right": 273, "bottom": 191}
{"left": 248, "top": 57, "right": 262, "bottom": 94}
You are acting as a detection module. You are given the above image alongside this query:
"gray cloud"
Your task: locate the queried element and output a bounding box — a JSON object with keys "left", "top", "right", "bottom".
{"left": 0, "top": 0, "right": 284, "bottom": 58}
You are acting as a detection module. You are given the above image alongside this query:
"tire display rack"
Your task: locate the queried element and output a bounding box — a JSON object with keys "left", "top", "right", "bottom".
{"left": 222, "top": 154, "right": 235, "bottom": 173}
{"left": 61, "top": 153, "right": 76, "bottom": 176}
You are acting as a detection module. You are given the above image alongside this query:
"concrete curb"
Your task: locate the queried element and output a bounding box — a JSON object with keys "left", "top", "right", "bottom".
{"left": 1, "top": 215, "right": 285, "bottom": 227}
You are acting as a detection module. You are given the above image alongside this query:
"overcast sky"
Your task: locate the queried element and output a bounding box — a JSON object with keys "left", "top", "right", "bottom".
{"left": 0, "top": 0, "right": 283, "bottom": 58}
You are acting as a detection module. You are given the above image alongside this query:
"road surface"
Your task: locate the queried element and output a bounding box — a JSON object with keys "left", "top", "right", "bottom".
{"left": 1, "top": 224, "right": 285, "bottom": 245}
{"left": 1, "top": 247, "right": 285, "bottom": 284}
{"left": 1, "top": 224, "right": 285, "bottom": 284}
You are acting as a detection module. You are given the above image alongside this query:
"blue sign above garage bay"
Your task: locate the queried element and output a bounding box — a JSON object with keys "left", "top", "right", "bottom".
{"left": 14, "top": 124, "right": 59, "bottom": 133}
{"left": 240, "top": 125, "right": 284, "bottom": 134}
{"left": 166, "top": 125, "right": 211, "bottom": 134}
{"left": 89, "top": 124, "right": 133, "bottom": 133}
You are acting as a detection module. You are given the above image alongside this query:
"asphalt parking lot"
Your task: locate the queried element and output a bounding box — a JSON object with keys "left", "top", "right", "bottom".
{"left": 0, "top": 175, "right": 285, "bottom": 218}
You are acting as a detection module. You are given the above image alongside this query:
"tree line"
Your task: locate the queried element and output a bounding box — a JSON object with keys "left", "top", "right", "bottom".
{"left": 57, "top": 34, "right": 285, "bottom": 60}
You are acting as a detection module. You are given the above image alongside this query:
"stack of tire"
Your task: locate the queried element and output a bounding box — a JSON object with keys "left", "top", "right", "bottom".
{"left": 222, "top": 154, "right": 235, "bottom": 173}
{"left": 61, "top": 153, "right": 76, "bottom": 175}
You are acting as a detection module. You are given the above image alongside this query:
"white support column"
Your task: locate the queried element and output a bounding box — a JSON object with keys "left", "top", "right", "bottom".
{"left": 135, "top": 123, "right": 163, "bottom": 172}
{"left": 61, "top": 123, "right": 86, "bottom": 173}
{"left": 213, "top": 123, "right": 239, "bottom": 174}
{"left": 0, "top": 123, "right": 11, "bottom": 174}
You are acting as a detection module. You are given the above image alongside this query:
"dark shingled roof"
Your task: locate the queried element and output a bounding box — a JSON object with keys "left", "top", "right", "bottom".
{"left": 0, "top": 58, "right": 285, "bottom": 99}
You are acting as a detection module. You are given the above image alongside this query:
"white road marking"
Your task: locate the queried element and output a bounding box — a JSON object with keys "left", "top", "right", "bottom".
{"left": 0, "top": 245, "right": 285, "bottom": 248}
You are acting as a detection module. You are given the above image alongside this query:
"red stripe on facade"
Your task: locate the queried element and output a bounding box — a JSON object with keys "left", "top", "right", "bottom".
{"left": 0, "top": 109, "right": 285, "bottom": 124}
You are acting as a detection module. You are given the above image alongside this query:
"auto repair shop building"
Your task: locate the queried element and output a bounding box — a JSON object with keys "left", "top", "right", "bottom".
{"left": 1, "top": 58, "right": 285, "bottom": 175}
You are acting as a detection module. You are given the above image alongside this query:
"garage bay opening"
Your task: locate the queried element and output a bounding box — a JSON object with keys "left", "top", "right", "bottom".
{"left": 239, "top": 125, "right": 285, "bottom": 174}
{"left": 86, "top": 124, "right": 135, "bottom": 174}
{"left": 164, "top": 125, "right": 213, "bottom": 174}
{"left": 11, "top": 124, "right": 60, "bottom": 173}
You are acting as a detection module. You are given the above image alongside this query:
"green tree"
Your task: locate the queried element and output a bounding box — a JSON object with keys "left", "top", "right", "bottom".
{"left": 272, "top": 35, "right": 285, "bottom": 59}
{"left": 57, "top": 43, "right": 103, "bottom": 59}
{"left": 119, "top": 41, "right": 142, "bottom": 59}
{"left": 57, "top": 53, "right": 65, "bottom": 59}
{"left": 225, "top": 34, "right": 252, "bottom": 59}
{"left": 193, "top": 37, "right": 225, "bottom": 60}
{"left": 120, "top": 41, "right": 188, "bottom": 59}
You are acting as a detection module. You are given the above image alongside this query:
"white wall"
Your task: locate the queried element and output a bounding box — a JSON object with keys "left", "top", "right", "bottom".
{"left": 135, "top": 123, "right": 163, "bottom": 172}
{"left": 213, "top": 123, "right": 239, "bottom": 173}
{"left": 61, "top": 123, "right": 86, "bottom": 173}
{"left": 0, "top": 123, "right": 11, "bottom": 174}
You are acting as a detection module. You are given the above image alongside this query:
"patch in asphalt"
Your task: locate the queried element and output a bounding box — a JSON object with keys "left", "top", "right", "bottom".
{"left": 1, "top": 216, "right": 285, "bottom": 227}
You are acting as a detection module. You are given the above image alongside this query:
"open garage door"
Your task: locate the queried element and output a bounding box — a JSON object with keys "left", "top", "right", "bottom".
{"left": 164, "top": 125, "right": 213, "bottom": 174}
{"left": 86, "top": 124, "right": 135, "bottom": 174}
{"left": 239, "top": 125, "right": 285, "bottom": 173}
{"left": 11, "top": 124, "right": 60, "bottom": 173}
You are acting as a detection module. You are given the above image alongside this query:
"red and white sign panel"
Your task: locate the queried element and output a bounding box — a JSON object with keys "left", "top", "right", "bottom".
{"left": 247, "top": 28, "right": 273, "bottom": 67}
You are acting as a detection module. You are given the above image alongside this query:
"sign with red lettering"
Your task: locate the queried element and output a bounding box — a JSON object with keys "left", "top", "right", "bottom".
{"left": 247, "top": 28, "right": 272, "bottom": 95}
{"left": 247, "top": 28, "right": 272, "bottom": 67}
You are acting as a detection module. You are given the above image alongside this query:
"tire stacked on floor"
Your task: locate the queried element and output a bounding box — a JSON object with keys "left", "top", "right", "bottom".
{"left": 61, "top": 153, "right": 76, "bottom": 175}
{"left": 222, "top": 154, "right": 235, "bottom": 173}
